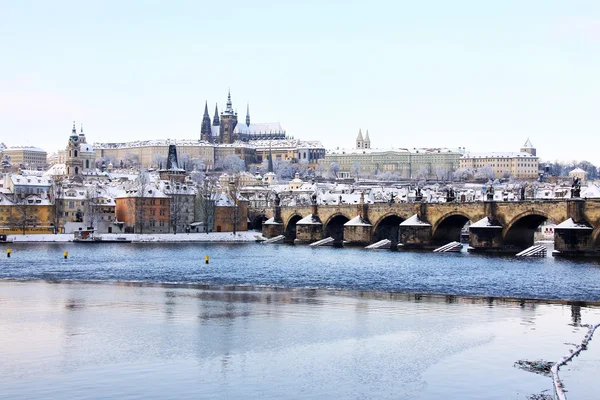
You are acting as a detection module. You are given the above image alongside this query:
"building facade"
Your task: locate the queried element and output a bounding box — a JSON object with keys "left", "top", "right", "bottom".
{"left": 1, "top": 147, "right": 48, "bottom": 170}
{"left": 459, "top": 140, "right": 539, "bottom": 180}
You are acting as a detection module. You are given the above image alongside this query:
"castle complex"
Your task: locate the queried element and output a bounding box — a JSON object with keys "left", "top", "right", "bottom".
{"left": 93, "top": 91, "right": 325, "bottom": 169}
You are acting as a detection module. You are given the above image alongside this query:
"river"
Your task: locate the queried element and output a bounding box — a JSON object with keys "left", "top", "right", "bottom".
{"left": 1, "top": 243, "right": 600, "bottom": 399}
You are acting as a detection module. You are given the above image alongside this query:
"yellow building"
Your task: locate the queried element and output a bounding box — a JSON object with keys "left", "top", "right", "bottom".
{"left": 0, "top": 193, "right": 55, "bottom": 234}
{"left": 459, "top": 152, "right": 539, "bottom": 179}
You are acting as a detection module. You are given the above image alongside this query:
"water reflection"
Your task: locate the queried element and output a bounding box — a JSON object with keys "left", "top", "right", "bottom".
{"left": 0, "top": 280, "right": 599, "bottom": 399}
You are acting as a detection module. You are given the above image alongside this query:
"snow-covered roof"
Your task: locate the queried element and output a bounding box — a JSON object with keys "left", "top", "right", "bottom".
{"left": 555, "top": 218, "right": 593, "bottom": 230}
{"left": 400, "top": 214, "right": 431, "bottom": 226}
{"left": 344, "top": 216, "right": 372, "bottom": 226}
{"left": 582, "top": 185, "right": 600, "bottom": 198}
{"left": 327, "top": 147, "right": 460, "bottom": 156}
{"left": 296, "top": 214, "right": 322, "bottom": 225}
{"left": 235, "top": 122, "right": 284, "bottom": 135}
{"left": 461, "top": 152, "right": 537, "bottom": 159}
{"left": 93, "top": 139, "right": 214, "bottom": 149}
{"left": 214, "top": 192, "right": 235, "bottom": 207}
{"left": 470, "top": 217, "right": 503, "bottom": 228}
{"left": 8, "top": 174, "right": 53, "bottom": 186}
{"left": 250, "top": 139, "right": 324, "bottom": 150}
{"left": 80, "top": 143, "right": 94, "bottom": 152}
{"left": 4, "top": 146, "right": 47, "bottom": 152}
{"left": 522, "top": 138, "right": 534, "bottom": 148}
{"left": 117, "top": 187, "right": 168, "bottom": 199}
{"left": 569, "top": 168, "right": 588, "bottom": 175}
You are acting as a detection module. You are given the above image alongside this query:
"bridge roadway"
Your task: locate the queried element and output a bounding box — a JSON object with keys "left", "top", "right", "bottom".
{"left": 254, "top": 198, "right": 600, "bottom": 256}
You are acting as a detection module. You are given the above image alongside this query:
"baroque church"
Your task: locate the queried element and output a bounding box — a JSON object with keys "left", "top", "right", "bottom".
{"left": 200, "top": 90, "right": 287, "bottom": 143}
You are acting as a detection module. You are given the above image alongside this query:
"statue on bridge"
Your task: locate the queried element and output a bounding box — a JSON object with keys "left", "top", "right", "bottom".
{"left": 520, "top": 185, "right": 526, "bottom": 201}
{"left": 273, "top": 192, "right": 281, "bottom": 207}
{"left": 571, "top": 177, "right": 581, "bottom": 198}
{"left": 311, "top": 192, "right": 318, "bottom": 205}
{"left": 388, "top": 192, "right": 395, "bottom": 204}
{"left": 486, "top": 185, "right": 494, "bottom": 201}
{"left": 445, "top": 187, "right": 455, "bottom": 203}
{"left": 415, "top": 187, "right": 423, "bottom": 202}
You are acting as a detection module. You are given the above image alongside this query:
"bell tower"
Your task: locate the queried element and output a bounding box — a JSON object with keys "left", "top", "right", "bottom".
{"left": 65, "top": 121, "right": 83, "bottom": 178}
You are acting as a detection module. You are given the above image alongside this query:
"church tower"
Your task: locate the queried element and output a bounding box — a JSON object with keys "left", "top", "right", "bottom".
{"left": 364, "top": 130, "right": 371, "bottom": 149}
{"left": 200, "top": 101, "right": 212, "bottom": 142}
{"left": 520, "top": 138, "right": 536, "bottom": 156}
{"left": 245, "top": 103, "right": 251, "bottom": 126}
{"left": 220, "top": 89, "right": 238, "bottom": 144}
{"left": 356, "top": 129, "right": 364, "bottom": 149}
{"left": 65, "top": 121, "right": 83, "bottom": 178}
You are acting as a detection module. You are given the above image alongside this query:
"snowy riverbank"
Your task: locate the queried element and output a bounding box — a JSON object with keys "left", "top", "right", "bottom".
{"left": 5, "top": 231, "right": 266, "bottom": 243}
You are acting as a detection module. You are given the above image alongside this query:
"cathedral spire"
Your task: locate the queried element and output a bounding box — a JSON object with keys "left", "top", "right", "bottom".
{"left": 201, "top": 101, "right": 212, "bottom": 141}
{"left": 245, "top": 103, "right": 250, "bottom": 126}
{"left": 72, "top": 121, "right": 77, "bottom": 135}
{"left": 213, "top": 103, "right": 220, "bottom": 126}
{"left": 224, "top": 88, "right": 234, "bottom": 114}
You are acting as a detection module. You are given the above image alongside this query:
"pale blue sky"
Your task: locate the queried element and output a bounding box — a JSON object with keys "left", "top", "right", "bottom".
{"left": 1, "top": 0, "right": 599, "bottom": 163}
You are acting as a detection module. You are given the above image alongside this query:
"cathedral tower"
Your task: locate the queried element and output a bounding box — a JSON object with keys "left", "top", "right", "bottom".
{"left": 220, "top": 89, "right": 238, "bottom": 144}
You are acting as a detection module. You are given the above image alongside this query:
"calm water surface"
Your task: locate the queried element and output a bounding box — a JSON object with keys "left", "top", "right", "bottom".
{"left": 1, "top": 243, "right": 600, "bottom": 399}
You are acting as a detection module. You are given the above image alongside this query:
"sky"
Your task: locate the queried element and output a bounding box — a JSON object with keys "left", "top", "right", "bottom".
{"left": 1, "top": 0, "right": 599, "bottom": 164}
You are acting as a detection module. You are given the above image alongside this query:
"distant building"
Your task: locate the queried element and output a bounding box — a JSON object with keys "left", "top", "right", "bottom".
{"left": 569, "top": 168, "right": 588, "bottom": 183}
{"left": 323, "top": 131, "right": 461, "bottom": 179}
{"left": 1, "top": 146, "right": 47, "bottom": 170}
{"left": 115, "top": 187, "right": 170, "bottom": 234}
{"left": 460, "top": 140, "right": 539, "bottom": 179}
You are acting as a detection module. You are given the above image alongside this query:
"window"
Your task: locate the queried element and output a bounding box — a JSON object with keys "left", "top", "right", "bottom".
{"left": 159, "top": 209, "right": 165, "bottom": 216}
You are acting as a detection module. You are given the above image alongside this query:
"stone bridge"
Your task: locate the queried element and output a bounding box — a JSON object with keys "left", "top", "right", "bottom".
{"left": 255, "top": 198, "right": 600, "bottom": 256}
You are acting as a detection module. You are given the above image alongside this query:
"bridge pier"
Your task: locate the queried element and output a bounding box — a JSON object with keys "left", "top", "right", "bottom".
{"left": 262, "top": 206, "right": 284, "bottom": 238}
{"left": 554, "top": 199, "right": 598, "bottom": 257}
{"left": 468, "top": 217, "right": 505, "bottom": 252}
{"left": 295, "top": 204, "right": 323, "bottom": 244}
{"left": 343, "top": 196, "right": 372, "bottom": 246}
{"left": 344, "top": 217, "right": 372, "bottom": 246}
{"left": 398, "top": 215, "right": 433, "bottom": 249}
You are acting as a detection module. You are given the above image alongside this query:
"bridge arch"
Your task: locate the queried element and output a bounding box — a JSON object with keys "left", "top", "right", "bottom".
{"left": 284, "top": 214, "right": 303, "bottom": 244}
{"left": 250, "top": 214, "right": 267, "bottom": 230}
{"left": 502, "top": 210, "right": 550, "bottom": 249}
{"left": 372, "top": 213, "right": 405, "bottom": 246}
{"left": 431, "top": 211, "right": 472, "bottom": 245}
{"left": 590, "top": 225, "right": 600, "bottom": 250}
{"left": 323, "top": 213, "right": 351, "bottom": 245}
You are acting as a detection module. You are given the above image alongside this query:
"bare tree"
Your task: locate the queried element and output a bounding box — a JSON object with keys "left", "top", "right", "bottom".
{"left": 226, "top": 174, "right": 246, "bottom": 235}
{"left": 133, "top": 169, "right": 151, "bottom": 233}
{"left": 7, "top": 196, "right": 39, "bottom": 235}
{"left": 329, "top": 162, "right": 339, "bottom": 179}
{"left": 216, "top": 154, "right": 246, "bottom": 174}
{"left": 352, "top": 162, "right": 361, "bottom": 179}
{"left": 152, "top": 153, "right": 167, "bottom": 169}
{"left": 85, "top": 187, "right": 101, "bottom": 231}
{"left": 123, "top": 152, "right": 140, "bottom": 169}
{"left": 50, "top": 176, "right": 65, "bottom": 234}
{"left": 195, "top": 176, "right": 218, "bottom": 233}
{"left": 475, "top": 165, "right": 494, "bottom": 181}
